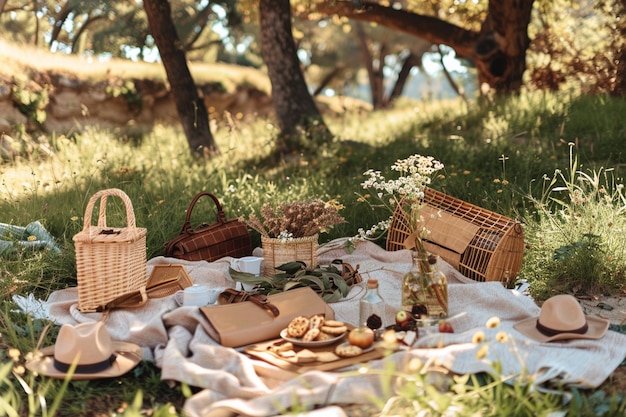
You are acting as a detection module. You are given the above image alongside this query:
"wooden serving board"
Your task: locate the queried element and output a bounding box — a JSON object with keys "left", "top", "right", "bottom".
{"left": 244, "top": 336, "right": 386, "bottom": 374}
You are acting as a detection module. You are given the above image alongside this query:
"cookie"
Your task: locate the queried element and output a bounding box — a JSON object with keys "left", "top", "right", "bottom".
{"left": 295, "top": 349, "right": 317, "bottom": 363}
{"left": 309, "top": 314, "right": 325, "bottom": 330}
{"left": 335, "top": 344, "right": 363, "bottom": 358}
{"left": 321, "top": 325, "right": 348, "bottom": 336}
{"left": 268, "top": 341, "right": 294, "bottom": 353}
{"left": 323, "top": 319, "right": 344, "bottom": 327}
{"left": 287, "top": 316, "right": 310, "bottom": 338}
{"left": 278, "top": 350, "right": 296, "bottom": 359}
{"left": 315, "top": 331, "right": 334, "bottom": 341}
{"left": 302, "top": 327, "right": 320, "bottom": 342}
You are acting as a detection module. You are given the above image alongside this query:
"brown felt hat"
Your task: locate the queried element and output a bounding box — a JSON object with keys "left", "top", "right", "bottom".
{"left": 514, "top": 294, "right": 609, "bottom": 343}
{"left": 26, "top": 321, "right": 142, "bottom": 380}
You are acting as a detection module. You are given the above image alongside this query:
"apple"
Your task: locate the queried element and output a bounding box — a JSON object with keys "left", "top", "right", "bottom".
{"left": 438, "top": 321, "right": 454, "bottom": 333}
{"left": 395, "top": 310, "right": 410, "bottom": 328}
{"left": 348, "top": 326, "right": 375, "bottom": 349}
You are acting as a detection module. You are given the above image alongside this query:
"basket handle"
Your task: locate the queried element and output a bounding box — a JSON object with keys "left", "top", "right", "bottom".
{"left": 82, "top": 188, "right": 137, "bottom": 231}
{"left": 179, "top": 192, "right": 227, "bottom": 234}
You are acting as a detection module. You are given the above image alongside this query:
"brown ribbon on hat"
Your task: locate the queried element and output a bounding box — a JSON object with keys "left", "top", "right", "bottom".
{"left": 536, "top": 320, "right": 589, "bottom": 337}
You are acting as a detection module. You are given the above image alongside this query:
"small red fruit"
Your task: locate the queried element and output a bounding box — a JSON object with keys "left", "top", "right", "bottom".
{"left": 348, "top": 326, "right": 375, "bottom": 349}
{"left": 438, "top": 321, "right": 454, "bottom": 333}
{"left": 395, "top": 310, "right": 410, "bottom": 328}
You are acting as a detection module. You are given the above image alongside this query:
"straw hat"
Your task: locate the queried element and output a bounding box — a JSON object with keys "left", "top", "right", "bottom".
{"left": 514, "top": 294, "right": 609, "bottom": 343}
{"left": 26, "top": 321, "right": 142, "bottom": 380}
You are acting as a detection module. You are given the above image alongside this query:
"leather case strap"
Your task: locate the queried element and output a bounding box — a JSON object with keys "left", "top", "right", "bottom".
{"left": 218, "top": 288, "right": 280, "bottom": 317}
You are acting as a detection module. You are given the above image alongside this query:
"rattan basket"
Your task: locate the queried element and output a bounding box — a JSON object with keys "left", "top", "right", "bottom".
{"left": 73, "top": 188, "right": 148, "bottom": 312}
{"left": 387, "top": 188, "right": 524, "bottom": 284}
{"left": 261, "top": 234, "right": 319, "bottom": 276}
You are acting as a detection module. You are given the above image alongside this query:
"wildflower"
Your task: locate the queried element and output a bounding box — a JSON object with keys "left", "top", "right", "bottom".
{"left": 472, "top": 331, "right": 485, "bottom": 344}
{"left": 8, "top": 348, "right": 20, "bottom": 360}
{"left": 407, "top": 357, "right": 423, "bottom": 372}
{"left": 71, "top": 216, "right": 79, "bottom": 221}
{"left": 485, "top": 317, "right": 500, "bottom": 329}
{"left": 27, "top": 235, "right": 37, "bottom": 241}
{"left": 476, "top": 344, "right": 489, "bottom": 359}
{"left": 357, "top": 154, "right": 444, "bottom": 256}
{"left": 496, "top": 331, "right": 508, "bottom": 343}
{"left": 13, "top": 365, "right": 25, "bottom": 376}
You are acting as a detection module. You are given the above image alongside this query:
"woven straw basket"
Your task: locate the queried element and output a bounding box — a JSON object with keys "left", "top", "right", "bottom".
{"left": 73, "top": 188, "right": 147, "bottom": 312}
{"left": 387, "top": 187, "right": 524, "bottom": 284}
{"left": 261, "top": 234, "right": 318, "bottom": 276}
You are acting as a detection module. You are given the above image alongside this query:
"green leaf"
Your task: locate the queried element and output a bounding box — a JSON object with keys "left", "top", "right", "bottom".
{"left": 332, "top": 275, "right": 350, "bottom": 296}
{"left": 276, "top": 261, "right": 306, "bottom": 274}
{"left": 323, "top": 289, "right": 343, "bottom": 302}
{"left": 298, "top": 275, "right": 326, "bottom": 291}
{"left": 284, "top": 281, "right": 304, "bottom": 291}
{"left": 229, "top": 268, "right": 272, "bottom": 285}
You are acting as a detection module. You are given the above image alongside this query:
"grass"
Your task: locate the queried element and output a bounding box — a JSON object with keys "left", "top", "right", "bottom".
{"left": 2, "top": 89, "right": 626, "bottom": 415}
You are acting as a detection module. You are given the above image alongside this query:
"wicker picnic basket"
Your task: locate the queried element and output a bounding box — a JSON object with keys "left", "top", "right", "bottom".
{"left": 386, "top": 187, "right": 524, "bottom": 284}
{"left": 73, "top": 188, "right": 148, "bottom": 312}
{"left": 261, "top": 234, "right": 318, "bottom": 277}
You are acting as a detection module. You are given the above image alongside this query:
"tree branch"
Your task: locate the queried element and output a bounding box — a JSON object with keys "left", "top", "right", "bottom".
{"left": 310, "top": 1, "right": 480, "bottom": 59}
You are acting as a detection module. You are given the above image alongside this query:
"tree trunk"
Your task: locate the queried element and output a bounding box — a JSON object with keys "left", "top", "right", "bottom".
{"left": 612, "top": 0, "right": 626, "bottom": 96}
{"left": 387, "top": 51, "right": 420, "bottom": 104}
{"left": 259, "top": 0, "right": 332, "bottom": 153}
{"left": 356, "top": 23, "right": 383, "bottom": 109}
{"left": 312, "top": 66, "right": 345, "bottom": 96}
{"left": 49, "top": 1, "right": 72, "bottom": 50}
{"left": 475, "top": 0, "right": 533, "bottom": 94}
{"left": 143, "top": 0, "right": 218, "bottom": 157}
{"left": 436, "top": 45, "right": 466, "bottom": 102}
{"left": 314, "top": 0, "right": 535, "bottom": 95}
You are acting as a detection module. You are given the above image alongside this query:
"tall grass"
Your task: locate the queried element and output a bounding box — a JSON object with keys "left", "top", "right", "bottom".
{"left": 2, "top": 90, "right": 626, "bottom": 414}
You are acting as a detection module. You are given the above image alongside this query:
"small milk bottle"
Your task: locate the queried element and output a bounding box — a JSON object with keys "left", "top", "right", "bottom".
{"left": 359, "top": 278, "right": 385, "bottom": 330}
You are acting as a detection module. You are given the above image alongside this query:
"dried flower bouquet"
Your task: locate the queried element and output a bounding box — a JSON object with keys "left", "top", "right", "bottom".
{"left": 241, "top": 200, "right": 345, "bottom": 241}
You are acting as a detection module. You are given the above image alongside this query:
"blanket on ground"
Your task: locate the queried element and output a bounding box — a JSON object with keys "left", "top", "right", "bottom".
{"left": 43, "top": 238, "right": 626, "bottom": 417}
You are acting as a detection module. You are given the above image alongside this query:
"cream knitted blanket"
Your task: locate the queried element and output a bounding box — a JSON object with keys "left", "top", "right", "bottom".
{"left": 44, "top": 238, "right": 626, "bottom": 417}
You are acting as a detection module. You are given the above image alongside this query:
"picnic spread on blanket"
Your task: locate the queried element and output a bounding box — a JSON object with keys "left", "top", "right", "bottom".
{"left": 13, "top": 184, "right": 626, "bottom": 417}
{"left": 24, "top": 240, "right": 626, "bottom": 417}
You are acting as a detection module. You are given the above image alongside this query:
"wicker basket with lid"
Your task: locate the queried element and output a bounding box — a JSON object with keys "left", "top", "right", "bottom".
{"left": 387, "top": 187, "right": 524, "bottom": 284}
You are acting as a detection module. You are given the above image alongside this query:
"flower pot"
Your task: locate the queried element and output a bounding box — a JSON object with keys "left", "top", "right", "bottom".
{"left": 261, "top": 234, "right": 319, "bottom": 276}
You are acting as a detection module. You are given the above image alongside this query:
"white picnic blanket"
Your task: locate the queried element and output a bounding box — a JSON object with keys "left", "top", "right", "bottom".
{"left": 43, "top": 238, "right": 626, "bottom": 417}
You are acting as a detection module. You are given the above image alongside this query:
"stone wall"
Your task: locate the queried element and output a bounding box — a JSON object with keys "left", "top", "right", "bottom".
{"left": 0, "top": 70, "right": 275, "bottom": 138}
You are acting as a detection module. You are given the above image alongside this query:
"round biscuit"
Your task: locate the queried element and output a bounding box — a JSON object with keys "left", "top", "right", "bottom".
{"left": 287, "top": 316, "right": 310, "bottom": 338}
{"left": 323, "top": 320, "right": 344, "bottom": 327}
{"left": 320, "top": 325, "right": 347, "bottom": 336}
{"left": 302, "top": 327, "right": 320, "bottom": 342}
{"left": 335, "top": 344, "right": 363, "bottom": 358}
{"left": 309, "top": 314, "right": 325, "bottom": 330}
{"left": 315, "top": 331, "right": 333, "bottom": 341}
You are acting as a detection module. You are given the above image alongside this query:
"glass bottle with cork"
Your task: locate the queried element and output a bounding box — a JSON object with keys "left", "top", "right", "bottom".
{"left": 359, "top": 278, "right": 386, "bottom": 331}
